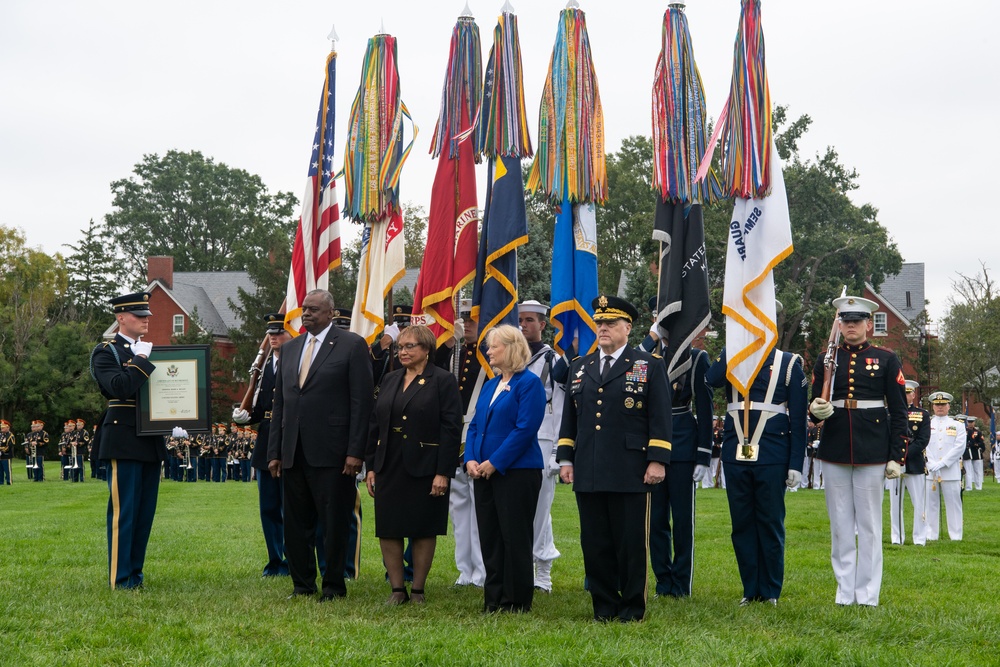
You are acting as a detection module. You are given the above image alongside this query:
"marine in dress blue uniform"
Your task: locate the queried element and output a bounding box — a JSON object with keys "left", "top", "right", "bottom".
{"left": 706, "top": 346, "right": 807, "bottom": 605}
{"left": 808, "top": 295, "right": 907, "bottom": 606}
{"left": 639, "top": 318, "right": 713, "bottom": 598}
{"left": 558, "top": 296, "right": 672, "bottom": 622}
{"left": 90, "top": 292, "right": 167, "bottom": 589}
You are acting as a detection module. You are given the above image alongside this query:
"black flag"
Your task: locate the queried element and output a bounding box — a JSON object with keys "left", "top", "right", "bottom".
{"left": 653, "top": 198, "right": 711, "bottom": 382}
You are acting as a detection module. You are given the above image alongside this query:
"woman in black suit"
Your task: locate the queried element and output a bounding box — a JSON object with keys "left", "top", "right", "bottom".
{"left": 365, "top": 325, "right": 462, "bottom": 604}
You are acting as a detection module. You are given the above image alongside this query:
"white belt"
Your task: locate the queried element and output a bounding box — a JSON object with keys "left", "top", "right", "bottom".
{"left": 830, "top": 399, "right": 886, "bottom": 409}
{"left": 726, "top": 401, "right": 788, "bottom": 415}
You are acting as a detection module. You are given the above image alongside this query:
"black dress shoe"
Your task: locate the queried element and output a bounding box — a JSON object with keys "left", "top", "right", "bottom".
{"left": 739, "top": 597, "right": 752, "bottom": 607}
{"left": 765, "top": 598, "right": 778, "bottom": 606}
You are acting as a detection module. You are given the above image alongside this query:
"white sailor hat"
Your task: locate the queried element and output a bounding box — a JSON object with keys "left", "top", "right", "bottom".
{"left": 518, "top": 300, "right": 548, "bottom": 315}
{"left": 832, "top": 295, "right": 878, "bottom": 322}
{"left": 928, "top": 391, "right": 953, "bottom": 404}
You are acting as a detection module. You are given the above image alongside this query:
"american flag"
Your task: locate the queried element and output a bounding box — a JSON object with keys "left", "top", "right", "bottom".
{"left": 284, "top": 51, "right": 342, "bottom": 335}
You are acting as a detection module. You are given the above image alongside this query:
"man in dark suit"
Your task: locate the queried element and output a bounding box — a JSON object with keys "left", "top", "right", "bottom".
{"left": 558, "top": 295, "right": 672, "bottom": 622}
{"left": 267, "top": 290, "right": 374, "bottom": 601}
{"left": 90, "top": 291, "right": 167, "bottom": 589}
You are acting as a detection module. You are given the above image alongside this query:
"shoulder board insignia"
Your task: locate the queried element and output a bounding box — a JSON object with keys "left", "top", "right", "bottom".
{"left": 651, "top": 353, "right": 662, "bottom": 359}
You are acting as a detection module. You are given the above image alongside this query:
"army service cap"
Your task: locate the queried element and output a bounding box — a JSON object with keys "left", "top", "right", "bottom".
{"left": 111, "top": 292, "right": 152, "bottom": 316}
{"left": 928, "top": 391, "right": 953, "bottom": 404}
{"left": 264, "top": 312, "right": 285, "bottom": 334}
{"left": 592, "top": 295, "right": 638, "bottom": 323}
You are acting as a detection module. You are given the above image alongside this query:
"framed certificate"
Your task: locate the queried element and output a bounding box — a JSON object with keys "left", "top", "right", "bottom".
{"left": 136, "top": 345, "right": 212, "bottom": 435}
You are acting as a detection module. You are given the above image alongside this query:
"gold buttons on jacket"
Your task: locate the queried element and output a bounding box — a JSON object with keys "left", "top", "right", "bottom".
{"left": 402, "top": 416, "right": 407, "bottom": 420}
{"left": 596, "top": 413, "right": 601, "bottom": 419}
{"left": 595, "top": 425, "right": 601, "bottom": 431}
{"left": 598, "top": 388, "right": 604, "bottom": 394}
{"left": 597, "top": 400, "right": 602, "bottom": 406}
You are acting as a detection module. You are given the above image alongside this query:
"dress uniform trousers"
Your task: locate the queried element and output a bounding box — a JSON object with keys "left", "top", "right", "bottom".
{"left": 107, "top": 459, "right": 161, "bottom": 589}
{"left": 450, "top": 467, "right": 486, "bottom": 586}
{"left": 888, "top": 474, "right": 926, "bottom": 545}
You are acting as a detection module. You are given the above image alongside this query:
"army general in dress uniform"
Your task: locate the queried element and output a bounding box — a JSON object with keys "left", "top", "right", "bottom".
{"left": 558, "top": 296, "right": 672, "bottom": 622}
{"left": 90, "top": 292, "right": 167, "bottom": 590}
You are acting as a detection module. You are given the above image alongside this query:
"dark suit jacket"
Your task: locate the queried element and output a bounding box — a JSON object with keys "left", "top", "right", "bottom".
{"left": 91, "top": 334, "right": 166, "bottom": 463}
{"left": 365, "top": 364, "right": 462, "bottom": 478}
{"left": 267, "top": 325, "right": 374, "bottom": 469}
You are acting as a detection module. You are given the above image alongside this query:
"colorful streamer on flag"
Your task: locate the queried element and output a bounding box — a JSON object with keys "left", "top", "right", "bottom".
{"left": 650, "top": 5, "right": 716, "bottom": 380}
{"left": 284, "top": 50, "right": 342, "bottom": 336}
{"left": 652, "top": 6, "right": 721, "bottom": 205}
{"left": 413, "top": 16, "right": 483, "bottom": 346}
{"left": 526, "top": 7, "right": 605, "bottom": 357}
{"left": 526, "top": 7, "right": 606, "bottom": 204}
{"left": 706, "top": 0, "right": 792, "bottom": 395}
{"left": 342, "top": 34, "right": 418, "bottom": 223}
{"left": 472, "top": 11, "right": 532, "bottom": 376}
{"left": 343, "top": 33, "right": 413, "bottom": 344}
{"left": 697, "top": 0, "right": 772, "bottom": 199}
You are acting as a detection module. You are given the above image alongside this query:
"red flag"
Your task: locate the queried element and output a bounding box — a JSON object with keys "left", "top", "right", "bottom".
{"left": 413, "top": 111, "right": 479, "bottom": 345}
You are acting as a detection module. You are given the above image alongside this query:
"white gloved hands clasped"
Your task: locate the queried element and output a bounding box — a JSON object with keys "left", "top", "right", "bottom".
{"left": 810, "top": 398, "right": 833, "bottom": 420}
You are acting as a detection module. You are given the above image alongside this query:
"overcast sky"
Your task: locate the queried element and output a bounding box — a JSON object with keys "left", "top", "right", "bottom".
{"left": 2, "top": 0, "right": 996, "bottom": 322}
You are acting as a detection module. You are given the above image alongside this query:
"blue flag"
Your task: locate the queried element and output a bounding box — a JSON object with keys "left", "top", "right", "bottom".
{"left": 472, "top": 155, "right": 528, "bottom": 376}
{"left": 550, "top": 196, "right": 598, "bottom": 357}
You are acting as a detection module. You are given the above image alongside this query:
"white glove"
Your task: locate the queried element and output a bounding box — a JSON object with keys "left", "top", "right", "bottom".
{"left": 647, "top": 323, "right": 661, "bottom": 342}
{"left": 692, "top": 464, "right": 710, "bottom": 483}
{"left": 132, "top": 340, "right": 153, "bottom": 357}
{"left": 885, "top": 460, "right": 901, "bottom": 479}
{"left": 786, "top": 470, "right": 802, "bottom": 489}
{"left": 232, "top": 408, "right": 251, "bottom": 425}
{"left": 927, "top": 461, "right": 943, "bottom": 473}
{"left": 810, "top": 397, "right": 833, "bottom": 420}
{"left": 383, "top": 322, "right": 401, "bottom": 342}
{"left": 454, "top": 318, "right": 465, "bottom": 343}
{"left": 171, "top": 427, "right": 189, "bottom": 438}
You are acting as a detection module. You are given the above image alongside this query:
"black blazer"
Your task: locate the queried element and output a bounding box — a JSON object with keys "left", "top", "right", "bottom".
{"left": 365, "top": 364, "right": 462, "bottom": 478}
{"left": 267, "top": 326, "right": 374, "bottom": 469}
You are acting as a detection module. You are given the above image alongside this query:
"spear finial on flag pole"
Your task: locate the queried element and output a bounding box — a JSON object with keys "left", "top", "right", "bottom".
{"left": 412, "top": 12, "right": 483, "bottom": 347}
{"left": 343, "top": 32, "right": 417, "bottom": 344}
{"left": 327, "top": 23, "right": 339, "bottom": 50}
{"left": 461, "top": 2, "right": 474, "bottom": 18}
{"left": 526, "top": 4, "right": 605, "bottom": 357}
{"left": 565, "top": 0, "right": 580, "bottom": 8}
{"left": 501, "top": 1, "right": 515, "bottom": 14}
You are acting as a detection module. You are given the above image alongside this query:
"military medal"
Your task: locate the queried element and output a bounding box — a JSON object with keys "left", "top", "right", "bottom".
{"left": 624, "top": 397, "right": 634, "bottom": 408}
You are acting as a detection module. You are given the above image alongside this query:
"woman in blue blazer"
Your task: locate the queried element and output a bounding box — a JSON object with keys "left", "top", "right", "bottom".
{"left": 465, "top": 324, "right": 545, "bottom": 613}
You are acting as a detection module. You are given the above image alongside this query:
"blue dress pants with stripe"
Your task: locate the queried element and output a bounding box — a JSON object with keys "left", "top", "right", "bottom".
{"left": 723, "top": 462, "right": 786, "bottom": 600}
{"left": 107, "top": 459, "right": 161, "bottom": 589}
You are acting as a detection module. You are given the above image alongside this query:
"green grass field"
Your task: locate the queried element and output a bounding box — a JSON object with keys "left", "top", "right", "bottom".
{"left": 1, "top": 463, "right": 997, "bottom": 666}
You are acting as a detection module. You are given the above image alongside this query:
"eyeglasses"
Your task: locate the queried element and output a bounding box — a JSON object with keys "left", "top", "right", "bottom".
{"left": 398, "top": 343, "right": 423, "bottom": 351}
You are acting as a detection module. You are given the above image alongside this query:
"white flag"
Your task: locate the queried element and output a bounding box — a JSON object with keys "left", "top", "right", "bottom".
{"left": 351, "top": 211, "right": 406, "bottom": 345}
{"left": 722, "top": 141, "right": 793, "bottom": 395}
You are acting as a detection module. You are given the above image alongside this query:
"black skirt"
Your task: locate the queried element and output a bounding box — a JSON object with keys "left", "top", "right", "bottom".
{"left": 373, "top": 381, "right": 449, "bottom": 539}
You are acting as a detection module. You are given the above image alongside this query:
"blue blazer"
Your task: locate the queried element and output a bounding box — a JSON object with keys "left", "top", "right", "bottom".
{"left": 464, "top": 369, "right": 545, "bottom": 475}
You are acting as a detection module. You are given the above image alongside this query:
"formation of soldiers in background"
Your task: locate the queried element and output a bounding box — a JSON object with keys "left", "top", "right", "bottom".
{"left": 0, "top": 418, "right": 257, "bottom": 485}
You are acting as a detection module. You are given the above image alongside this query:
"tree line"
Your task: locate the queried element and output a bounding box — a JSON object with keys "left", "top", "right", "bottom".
{"left": 6, "top": 108, "right": 987, "bottom": 435}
